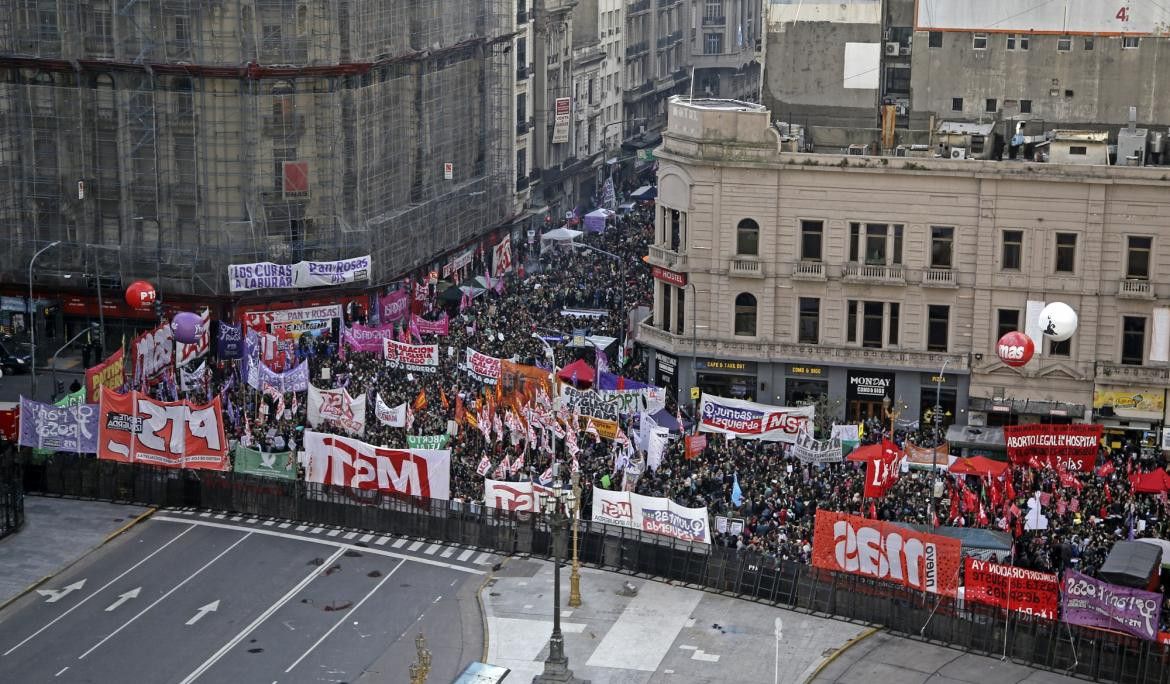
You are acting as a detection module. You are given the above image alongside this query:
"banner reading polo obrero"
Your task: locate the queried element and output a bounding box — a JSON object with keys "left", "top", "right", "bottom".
{"left": 303, "top": 430, "right": 451, "bottom": 500}
{"left": 227, "top": 255, "right": 371, "bottom": 293}
{"left": 811, "top": 509, "right": 961, "bottom": 596}
{"left": 97, "top": 387, "right": 229, "bottom": 470}
{"left": 85, "top": 348, "right": 125, "bottom": 402}
{"left": 483, "top": 479, "right": 556, "bottom": 512}
{"left": 383, "top": 339, "right": 439, "bottom": 373}
{"left": 307, "top": 385, "right": 366, "bottom": 435}
{"left": 1004, "top": 423, "right": 1103, "bottom": 472}
{"left": 463, "top": 347, "right": 502, "bottom": 385}
{"left": 698, "top": 393, "right": 813, "bottom": 443}
{"left": 591, "top": 489, "right": 710, "bottom": 544}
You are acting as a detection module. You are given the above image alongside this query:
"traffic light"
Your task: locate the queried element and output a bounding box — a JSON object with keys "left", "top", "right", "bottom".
{"left": 153, "top": 298, "right": 163, "bottom": 321}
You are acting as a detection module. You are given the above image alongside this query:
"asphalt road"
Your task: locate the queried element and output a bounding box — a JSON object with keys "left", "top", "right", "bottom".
{"left": 0, "top": 512, "right": 493, "bottom": 683}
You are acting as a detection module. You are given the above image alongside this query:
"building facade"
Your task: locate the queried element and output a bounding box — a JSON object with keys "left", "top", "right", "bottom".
{"left": 689, "top": 0, "right": 762, "bottom": 102}
{"left": 643, "top": 96, "right": 1170, "bottom": 448}
{"left": 624, "top": 0, "right": 690, "bottom": 138}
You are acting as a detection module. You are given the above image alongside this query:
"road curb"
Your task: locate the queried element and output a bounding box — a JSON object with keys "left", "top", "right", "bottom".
{"left": 477, "top": 557, "right": 505, "bottom": 662}
{"left": 0, "top": 506, "right": 156, "bottom": 614}
{"left": 802, "top": 626, "right": 881, "bottom": 683}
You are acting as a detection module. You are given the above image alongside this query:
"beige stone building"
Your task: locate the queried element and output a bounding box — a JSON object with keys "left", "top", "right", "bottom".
{"left": 641, "top": 96, "right": 1170, "bottom": 450}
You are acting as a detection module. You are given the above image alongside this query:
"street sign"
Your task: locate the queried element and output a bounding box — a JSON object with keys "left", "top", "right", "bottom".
{"left": 690, "top": 387, "right": 700, "bottom": 400}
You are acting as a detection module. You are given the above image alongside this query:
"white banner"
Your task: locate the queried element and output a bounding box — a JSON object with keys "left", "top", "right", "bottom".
{"left": 382, "top": 339, "right": 439, "bottom": 373}
{"left": 463, "top": 347, "right": 502, "bottom": 385}
{"left": 307, "top": 385, "right": 366, "bottom": 435}
{"left": 791, "top": 428, "right": 844, "bottom": 464}
{"left": 133, "top": 324, "right": 173, "bottom": 381}
{"left": 591, "top": 489, "right": 710, "bottom": 545}
{"left": 176, "top": 308, "right": 210, "bottom": 368}
{"left": 442, "top": 248, "right": 475, "bottom": 278}
{"left": 302, "top": 430, "right": 450, "bottom": 500}
{"left": 228, "top": 257, "right": 371, "bottom": 293}
{"left": 697, "top": 393, "right": 813, "bottom": 443}
{"left": 552, "top": 97, "right": 571, "bottom": 144}
{"left": 244, "top": 305, "right": 343, "bottom": 329}
{"left": 375, "top": 394, "right": 406, "bottom": 427}
{"left": 482, "top": 479, "right": 558, "bottom": 512}
{"left": 492, "top": 235, "right": 513, "bottom": 278}
{"left": 596, "top": 387, "right": 667, "bottom": 415}
{"left": 180, "top": 361, "right": 208, "bottom": 392}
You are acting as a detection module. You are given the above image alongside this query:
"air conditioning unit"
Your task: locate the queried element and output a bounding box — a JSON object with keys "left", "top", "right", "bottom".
{"left": 894, "top": 145, "right": 908, "bottom": 157}
{"left": 885, "top": 42, "right": 900, "bottom": 56}
{"left": 848, "top": 144, "right": 869, "bottom": 156}
{"left": 950, "top": 148, "right": 968, "bottom": 160}
{"left": 900, "top": 45, "right": 911, "bottom": 56}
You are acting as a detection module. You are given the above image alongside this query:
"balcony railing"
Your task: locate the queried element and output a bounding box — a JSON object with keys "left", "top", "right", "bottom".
{"left": 516, "top": 176, "right": 529, "bottom": 191}
{"left": 648, "top": 244, "right": 687, "bottom": 270}
{"left": 627, "top": 0, "right": 651, "bottom": 15}
{"left": 702, "top": 15, "right": 726, "bottom": 26}
{"left": 625, "top": 41, "right": 649, "bottom": 58}
{"left": 1118, "top": 279, "right": 1153, "bottom": 298}
{"left": 922, "top": 268, "right": 957, "bottom": 287}
{"left": 791, "top": 261, "right": 825, "bottom": 280}
{"left": 1096, "top": 362, "right": 1170, "bottom": 386}
{"left": 842, "top": 262, "right": 905, "bottom": 284}
{"left": 730, "top": 258, "right": 763, "bottom": 278}
{"left": 516, "top": 65, "right": 528, "bottom": 81}
{"left": 516, "top": 119, "right": 529, "bottom": 135}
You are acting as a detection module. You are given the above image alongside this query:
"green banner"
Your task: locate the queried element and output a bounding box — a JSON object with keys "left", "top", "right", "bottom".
{"left": 406, "top": 434, "right": 450, "bottom": 450}
{"left": 233, "top": 445, "right": 297, "bottom": 480}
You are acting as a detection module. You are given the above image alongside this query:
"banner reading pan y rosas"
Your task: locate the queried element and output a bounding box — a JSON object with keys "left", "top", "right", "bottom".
{"left": 590, "top": 489, "right": 710, "bottom": 545}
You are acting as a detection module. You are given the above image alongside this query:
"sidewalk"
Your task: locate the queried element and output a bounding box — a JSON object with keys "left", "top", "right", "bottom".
{"left": 482, "top": 558, "right": 867, "bottom": 683}
{"left": 0, "top": 496, "right": 151, "bottom": 605}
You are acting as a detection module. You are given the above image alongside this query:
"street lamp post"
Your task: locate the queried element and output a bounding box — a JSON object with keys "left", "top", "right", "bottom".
{"left": 29, "top": 240, "right": 62, "bottom": 399}
{"left": 930, "top": 358, "right": 951, "bottom": 510}
{"left": 535, "top": 474, "right": 583, "bottom": 684}
{"left": 408, "top": 631, "right": 432, "bottom": 684}
{"left": 568, "top": 470, "right": 582, "bottom": 607}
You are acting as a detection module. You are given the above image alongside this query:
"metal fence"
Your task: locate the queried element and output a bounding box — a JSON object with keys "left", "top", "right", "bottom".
{"left": 12, "top": 452, "right": 1170, "bottom": 684}
{"left": 0, "top": 449, "right": 24, "bottom": 540}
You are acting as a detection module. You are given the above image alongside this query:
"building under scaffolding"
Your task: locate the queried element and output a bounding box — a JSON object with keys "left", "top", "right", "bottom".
{"left": 0, "top": 0, "right": 515, "bottom": 298}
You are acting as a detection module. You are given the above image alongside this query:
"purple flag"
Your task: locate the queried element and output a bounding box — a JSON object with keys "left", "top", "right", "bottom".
{"left": 18, "top": 396, "right": 99, "bottom": 453}
{"left": 1062, "top": 570, "right": 1162, "bottom": 641}
{"left": 216, "top": 322, "right": 244, "bottom": 359}
{"left": 379, "top": 290, "right": 410, "bottom": 324}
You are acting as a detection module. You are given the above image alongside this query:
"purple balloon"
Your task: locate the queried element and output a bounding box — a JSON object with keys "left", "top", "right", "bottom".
{"left": 171, "top": 311, "right": 204, "bottom": 344}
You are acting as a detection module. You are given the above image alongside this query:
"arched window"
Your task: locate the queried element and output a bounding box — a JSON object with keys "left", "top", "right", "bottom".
{"left": 734, "top": 293, "right": 757, "bottom": 336}
{"left": 736, "top": 218, "right": 759, "bottom": 256}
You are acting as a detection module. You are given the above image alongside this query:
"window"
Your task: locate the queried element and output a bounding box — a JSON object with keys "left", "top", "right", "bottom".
{"left": 1020, "top": 99, "right": 1032, "bottom": 114}
{"left": 798, "top": 298, "right": 819, "bottom": 344}
{"left": 1055, "top": 233, "right": 1077, "bottom": 273}
{"left": 704, "top": 0, "right": 724, "bottom": 21}
{"left": 734, "top": 293, "right": 757, "bottom": 336}
{"left": 1006, "top": 34, "right": 1016, "bottom": 50}
{"left": 996, "top": 309, "right": 1020, "bottom": 340}
{"left": 862, "top": 302, "right": 884, "bottom": 348}
{"left": 927, "top": 305, "right": 950, "bottom": 352}
{"left": 1048, "top": 338, "right": 1071, "bottom": 357}
{"left": 704, "top": 32, "right": 722, "bottom": 54}
{"left": 951, "top": 97, "right": 963, "bottom": 112}
{"left": 849, "top": 222, "right": 902, "bottom": 265}
{"left": 1057, "top": 35, "right": 1071, "bottom": 51}
{"left": 865, "top": 224, "right": 887, "bottom": 265}
{"left": 888, "top": 303, "right": 899, "bottom": 345}
{"left": 985, "top": 98, "right": 997, "bottom": 113}
{"left": 928, "top": 31, "right": 942, "bottom": 48}
{"left": 847, "top": 300, "right": 858, "bottom": 343}
{"left": 1122, "top": 317, "right": 1146, "bottom": 365}
{"left": 930, "top": 226, "right": 954, "bottom": 268}
{"left": 800, "top": 220, "right": 823, "bottom": 261}
{"left": 516, "top": 148, "right": 526, "bottom": 181}
{"left": 663, "top": 207, "right": 686, "bottom": 251}
{"left": 676, "top": 286, "right": 685, "bottom": 336}
{"left": 1001, "top": 230, "right": 1020, "bottom": 271}
{"left": 516, "top": 92, "right": 526, "bottom": 125}
{"left": 972, "top": 33, "right": 988, "bottom": 50}
{"left": 1020, "top": 35, "right": 1030, "bottom": 50}
{"left": 1084, "top": 37, "right": 1094, "bottom": 50}
{"left": 1127, "top": 236, "right": 1152, "bottom": 279}
{"left": 736, "top": 218, "right": 759, "bottom": 256}
{"left": 1123, "top": 36, "right": 1140, "bottom": 49}
{"left": 1069, "top": 145, "right": 1087, "bottom": 156}
{"left": 849, "top": 223, "right": 860, "bottom": 262}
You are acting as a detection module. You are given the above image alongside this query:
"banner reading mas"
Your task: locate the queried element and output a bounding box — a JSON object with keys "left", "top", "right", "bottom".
{"left": 812, "top": 509, "right": 961, "bottom": 596}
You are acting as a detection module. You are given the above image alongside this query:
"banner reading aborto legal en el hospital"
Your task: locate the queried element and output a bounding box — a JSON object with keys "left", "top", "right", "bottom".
{"left": 227, "top": 255, "right": 372, "bottom": 293}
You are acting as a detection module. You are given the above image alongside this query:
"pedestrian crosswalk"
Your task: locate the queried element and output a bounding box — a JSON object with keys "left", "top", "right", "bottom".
{"left": 162, "top": 507, "right": 501, "bottom": 570}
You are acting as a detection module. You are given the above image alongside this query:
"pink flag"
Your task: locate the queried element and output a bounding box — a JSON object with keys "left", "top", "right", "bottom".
{"left": 493, "top": 455, "right": 509, "bottom": 480}
{"left": 509, "top": 452, "right": 525, "bottom": 475}
{"left": 476, "top": 454, "right": 492, "bottom": 477}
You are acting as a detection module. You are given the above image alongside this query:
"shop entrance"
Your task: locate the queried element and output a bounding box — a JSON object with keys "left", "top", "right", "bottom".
{"left": 848, "top": 399, "right": 885, "bottom": 422}
{"left": 698, "top": 372, "right": 754, "bottom": 401}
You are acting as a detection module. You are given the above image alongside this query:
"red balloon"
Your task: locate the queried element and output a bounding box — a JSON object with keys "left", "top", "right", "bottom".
{"left": 125, "top": 280, "right": 156, "bottom": 309}
{"left": 996, "top": 331, "right": 1034, "bottom": 367}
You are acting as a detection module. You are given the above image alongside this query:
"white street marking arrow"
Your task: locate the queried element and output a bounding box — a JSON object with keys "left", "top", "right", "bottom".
{"left": 104, "top": 588, "right": 141, "bottom": 612}
{"left": 36, "top": 580, "right": 86, "bottom": 604}
{"left": 185, "top": 600, "right": 220, "bottom": 626}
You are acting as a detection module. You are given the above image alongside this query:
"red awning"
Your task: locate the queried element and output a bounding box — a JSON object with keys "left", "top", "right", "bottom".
{"left": 556, "top": 359, "right": 595, "bottom": 388}
{"left": 948, "top": 455, "right": 1009, "bottom": 478}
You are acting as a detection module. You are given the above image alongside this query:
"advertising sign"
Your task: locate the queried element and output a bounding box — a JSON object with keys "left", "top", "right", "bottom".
{"left": 383, "top": 340, "right": 439, "bottom": 373}
{"left": 847, "top": 370, "right": 895, "bottom": 401}
{"left": 963, "top": 558, "right": 1059, "bottom": 619}
{"left": 18, "top": 396, "right": 99, "bottom": 453}
{"left": 97, "top": 388, "right": 229, "bottom": 470}
{"left": 697, "top": 393, "right": 813, "bottom": 443}
{"left": 1093, "top": 387, "right": 1165, "bottom": 415}
{"left": 303, "top": 430, "right": 451, "bottom": 500}
{"left": 307, "top": 385, "right": 366, "bottom": 435}
{"left": 463, "top": 347, "right": 503, "bottom": 384}
{"left": 591, "top": 489, "right": 710, "bottom": 545}
{"left": 1062, "top": 569, "right": 1162, "bottom": 641}
{"left": 811, "top": 509, "right": 962, "bottom": 596}
{"left": 1004, "top": 423, "right": 1103, "bottom": 472}
{"left": 655, "top": 352, "right": 678, "bottom": 393}
{"left": 227, "top": 256, "right": 371, "bottom": 292}
{"left": 85, "top": 348, "right": 125, "bottom": 403}
{"left": 552, "top": 97, "right": 571, "bottom": 144}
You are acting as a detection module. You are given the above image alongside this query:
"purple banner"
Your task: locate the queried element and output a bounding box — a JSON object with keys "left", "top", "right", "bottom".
{"left": 245, "top": 330, "right": 309, "bottom": 392}
{"left": 18, "top": 396, "right": 99, "bottom": 453}
{"left": 342, "top": 323, "right": 395, "bottom": 358}
{"left": 1062, "top": 570, "right": 1162, "bottom": 641}
{"left": 379, "top": 290, "right": 410, "bottom": 324}
{"left": 412, "top": 313, "right": 449, "bottom": 336}
{"left": 598, "top": 371, "right": 649, "bottom": 391}
{"left": 216, "top": 322, "right": 243, "bottom": 359}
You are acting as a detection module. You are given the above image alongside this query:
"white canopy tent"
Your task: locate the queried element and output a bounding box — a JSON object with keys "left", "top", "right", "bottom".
{"left": 540, "top": 226, "right": 583, "bottom": 253}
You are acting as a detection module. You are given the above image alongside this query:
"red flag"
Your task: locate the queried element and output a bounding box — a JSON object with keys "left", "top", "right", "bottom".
{"left": 949, "top": 490, "right": 959, "bottom": 522}
{"left": 440, "top": 389, "right": 450, "bottom": 411}
{"left": 455, "top": 395, "right": 465, "bottom": 424}
{"left": 868, "top": 501, "right": 877, "bottom": 519}
{"left": 476, "top": 454, "right": 491, "bottom": 477}
{"left": 977, "top": 500, "right": 989, "bottom": 526}
{"left": 1098, "top": 461, "right": 1116, "bottom": 477}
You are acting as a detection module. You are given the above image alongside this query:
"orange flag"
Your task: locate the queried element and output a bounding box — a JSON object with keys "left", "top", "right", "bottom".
{"left": 440, "top": 388, "right": 450, "bottom": 410}
{"left": 455, "top": 395, "right": 465, "bottom": 424}
{"left": 413, "top": 389, "right": 428, "bottom": 411}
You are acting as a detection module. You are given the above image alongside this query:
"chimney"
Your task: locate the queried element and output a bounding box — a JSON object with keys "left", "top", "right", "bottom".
{"left": 1128, "top": 106, "right": 1137, "bottom": 132}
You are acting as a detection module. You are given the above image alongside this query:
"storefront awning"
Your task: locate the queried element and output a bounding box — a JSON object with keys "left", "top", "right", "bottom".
{"left": 945, "top": 425, "right": 1006, "bottom": 452}
{"left": 969, "top": 396, "right": 1085, "bottom": 418}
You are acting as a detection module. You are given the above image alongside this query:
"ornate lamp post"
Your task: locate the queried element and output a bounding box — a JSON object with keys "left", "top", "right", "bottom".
{"left": 568, "top": 471, "right": 583, "bottom": 607}
{"left": 535, "top": 475, "right": 583, "bottom": 683}
{"left": 408, "top": 631, "right": 432, "bottom": 684}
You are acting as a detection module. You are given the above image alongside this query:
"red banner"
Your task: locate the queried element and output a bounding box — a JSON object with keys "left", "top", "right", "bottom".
{"left": 684, "top": 434, "right": 706, "bottom": 460}
{"left": 812, "top": 509, "right": 962, "bottom": 596}
{"left": 85, "top": 348, "right": 125, "bottom": 403}
{"left": 97, "top": 388, "right": 228, "bottom": 470}
{"left": 963, "top": 558, "right": 1059, "bottom": 619}
{"left": 1004, "top": 423, "right": 1102, "bottom": 472}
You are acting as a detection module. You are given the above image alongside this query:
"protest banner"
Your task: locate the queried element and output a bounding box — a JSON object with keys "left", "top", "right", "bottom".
{"left": 684, "top": 434, "right": 707, "bottom": 459}
{"left": 903, "top": 440, "right": 952, "bottom": 470}
{"left": 228, "top": 255, "right": 371, "bottom": 292}
{"left": 463, "top": 347, "right": 502, "bottom": 384}
{"left": 216, "top": 322, "right": 244, "bottom": 359}
{"left": 375, "top": 394, "right": 407, "bottom": 427}
{"left": 697, "top": 393, "right": 813, "bottom": 443}
{"left": 811, "top": 509, "right": 961, "bottom": 596}
{"left": 303, "top": 430, "right": 450, "bottom": 500}
{"left": 85, "top": 348, "right": 125, "bottom": 402}
{"left": 180, "top": 361, "right": 208, "bottom": 393}
{"left": 407, "top": 434, "right": 451, "bottom": 450}
{"left": 714, "top": 515, "right": 745, "bottom": 535}
{"left": 1062, "top": 569, "right": 1162, "bottom": 641}
{"left": 244, "top": 304, "right": 342, "bottom": 331}
{"left": 379, "top": 290, "right": 410, "bottom": 324}
{"left": 342, "top": 323, "right": 395, "bottom": 357}
{"left": 132, "top": 323, "right": 173, "bottom": 382}
{"left": 492, "top": 235, "right": 513, "bottom": 278}
{"left": 1004, "top": 423, "right": 1102, "bottom": 471}
{"left": 963, "top": 558, "right": 1059, "bottom": 619}
{"left": 307, "top": 385, "right": 366, "bottom": 435}
{"left": 791, "top": 429, "right": 843, "bottom": 464}
{"left": 233, "top": 445, "right": 297, "bottom": 480}
{"left": 483, "top": 479, "right": 557, "bottom": 512}
{"left": 19, "top": 396, "right": 99, "bottom": 452}
{"left": 383, "top": 339, "right": 439, "bottom": 373}
{"left": 412, "top": 314, "right": 449, "bottom": 336}
{"left": 97, "top": 388, "right": 229, "bottom": 470}
{"left": 590, "top": 489, "right": 710, "bottom": 544}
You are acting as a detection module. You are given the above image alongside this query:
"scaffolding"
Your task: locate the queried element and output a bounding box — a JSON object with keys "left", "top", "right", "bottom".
{"left": 0, "top": 0, "right": 515, "bottom": 297}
